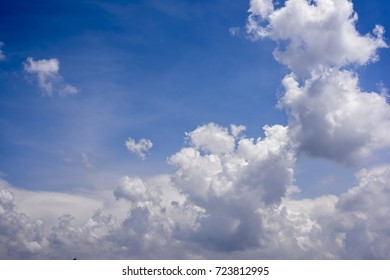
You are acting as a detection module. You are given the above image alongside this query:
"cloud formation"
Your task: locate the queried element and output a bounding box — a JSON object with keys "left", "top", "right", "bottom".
{"left": 0, "top": 180, "right": 45, "bottom": 259}
{"left": 248, "top": 0, "right": 390, "bottom": 163}
{"left": 1, "top": 0, "right": 390, "bottom": 259}
{"left": 24, "top": 57, "right": 79, "bottom": 96}
{"left": 247, "top": 0, "right": 387, "bottom": 77}
{"left": 2, "top": 161, "right": 390, "bottom": 259}
{"left": 280, "top": 69, "right": 390, "bottom": 163}
{"left": 2, "top": 120, "right": 298, "bottom": 258}
{"left": 168, "top": 123, "right": 295, "bottom": 251}
{"left": 125, "top": 138, "right": 153, "bottom": 160}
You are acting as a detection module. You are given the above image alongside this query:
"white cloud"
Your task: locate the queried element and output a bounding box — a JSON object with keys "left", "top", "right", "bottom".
{"left": 186, "top": 123, "right": 236, "bottom": 155}
{"left": 125, "top": 138, "right": 153, "bottom": 160}
{"left": 24, "top": 57, "right": 79, "bottom": 96}
{"left": 247, "top": 0, "right": 387, "bottom": 77}
{"left": 2, "top": 156, "right": 390, "bottom": 258}
{"left": 1, "top": 0, "right": 390, "bottom": 260}
{"left": 0, "top": 42, "right": 5, "bottom": 61}
{"left": 247, "top": 0, "right": 390, "bottom": 163}
{"left": 0, "top": 121, "right": 298, "bottom": 258}
{"left": 114, "top": 176, "right": 154, "bottom": 204}
{"left": 24, "top": 57, "right": 59, "bottom": 95}
{"left": 169, "top": 123, "right": 296, "bottom": 251}
{"left": 230, "top": 124, "right": 246, "bottom": 138}
{"left": 248, "top": 0, "right": 274, "bottom": 19}
{"left": 0, "top": 179, "right": 46, "bottom": 258}
{"left": 10, "top": 186, "right": 112, "bottom": 234}
{"left": 332, "top": 166, "right": 390, "bottom": 258}
{"left": 280, "top": 69, "right": 390, "bottom": 163}
{"left": 278, "top": 165, "right": 390, "bottom": 259}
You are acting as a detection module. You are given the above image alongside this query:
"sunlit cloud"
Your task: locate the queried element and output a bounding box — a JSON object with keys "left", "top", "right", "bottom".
{"left": 24, "top": 57, "right": 79, "bottom": 96}
{"left": 125, "top": 138, "right": 153, "bottom": 160}
{"left": 1, "top": 0, "right": 389, "bottom": 260}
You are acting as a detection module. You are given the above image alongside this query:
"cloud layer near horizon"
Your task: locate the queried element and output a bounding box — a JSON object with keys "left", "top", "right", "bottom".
{"left": 2, "top": 161, "right": 390, "bottom": 259}
{"left": 1, "top": 0, "right": 390, "bottom": 259}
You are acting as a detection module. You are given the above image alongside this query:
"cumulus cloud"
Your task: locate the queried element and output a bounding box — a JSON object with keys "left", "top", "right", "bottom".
{"left": 0, "top": 180, "right": 45, "bottom": 259}
{"left": 3, "top": 161, "right": 390, "bottom": 259}
{"left": 0, "top": 121, "right": 298, "bottom": 258}
{"left": 280, "top": 69, "right": 390, "bottom": 163}
{"left": 2, "top": 0, "right": 390, "bottom": 260}
{"left": 247, "top": 0, "right": 387, "bottom": 77}
{"left": 248, "top": 0, "right": 274, "bottom": 20}
{"left": 24, "top": 57, "right": 79, "bottom": 96}
{"left": 169, "top": 123, "right": 296, "bottom": 251}
{"left": 125, "top": 138, "right": 153, "bottom": 160}
{"left": 0, "top": 124, "right": 389, "bottom": 259}
{"left": 230, "top": 124, "right": 246, "bottom": 138}
{"left": 276, "top": 165, "right": 390, "bottom": 259}
{"left": 114, "top": 176, "right": 155, "bottom": 204}
{"left": 332, "top": 166, "right": 390, "bottom": 258}
{"left": 11, "top": 187, "right": 106, "bottom": 234}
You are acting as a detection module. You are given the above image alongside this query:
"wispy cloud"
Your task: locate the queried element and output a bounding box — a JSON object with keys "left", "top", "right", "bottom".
{"left": 24, "top": 57, "right": 79, "bottom": 96}
{"left": 247, "top": 0, "right": 387, "bottom": 77}
{"left": 2, "top": 148, "right": 390, "bottom": 259}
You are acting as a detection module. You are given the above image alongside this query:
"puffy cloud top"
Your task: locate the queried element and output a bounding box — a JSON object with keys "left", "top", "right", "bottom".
{"left": 0, "top": 180, "right": 45, "bottom": 258}
{"left": 247, "top": 0, "right": 390, "bottom": 163}
{"left": 280, "top": 70, "right": 390, "bottom": 163}
{"left": 0, "top": 0, "right": 389, "bottom": 260}
{"left": 24, "top": 57, "right": 79, "bottom": 96}
{"left": 125, "top": 138, "right": 153, "bottom": 160}
{"left": 3, "top": 160, "right": 390, "bottom": 258}
{"left": 247, "top": 0, "right": 387, "bottom": 76}
{"left": 186, "top": 123, "right": 236, "bottom": 155}
{"left": 248, "top": 0, "right": 274, "bottom": 19}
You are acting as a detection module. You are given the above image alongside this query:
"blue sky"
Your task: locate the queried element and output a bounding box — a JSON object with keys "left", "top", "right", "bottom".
{"left": 1, "top": 0, "right": 387, "bottom": 194}
{"left": 1, "top": 0, "right": 390, "bottom": 259}
{"left": 1, "top": 0, "right": 287, "bottom": 191}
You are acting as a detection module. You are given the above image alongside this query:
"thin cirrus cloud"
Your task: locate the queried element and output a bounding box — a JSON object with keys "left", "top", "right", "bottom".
{"left": 1, "top": 0, "right": 390, "bottom": 259}
{"left": 24, "top": 57, "right": 79, "bottom": 96}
